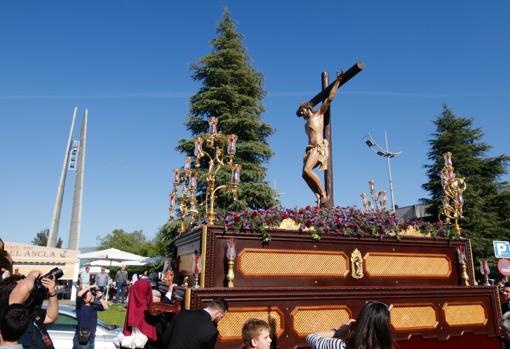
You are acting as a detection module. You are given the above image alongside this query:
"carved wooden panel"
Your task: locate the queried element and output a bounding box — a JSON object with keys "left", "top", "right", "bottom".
{"left": 290, "top": 305, "right": 351, "bottom": 337}
{"left": 217, "top": 306, "right": 284, "bottom": 341}
{"left": 364, "top": 252, "right": 451, "bottom": 278}
{"left": 237, "top": 248, "right": 348, "bottom": 277}
{"left": 443, "top": 302, "right": 488, "bottom": 327}
{"left": 390, "top": 303, "right": 438, "bottom": 331}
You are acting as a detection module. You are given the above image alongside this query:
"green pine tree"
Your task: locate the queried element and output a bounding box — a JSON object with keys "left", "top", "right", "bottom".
{"left": 176, "top": 8, "right": 278, "bottom": 213}
{"left": 422, "top": 104, "right": 510, "bottom": 268}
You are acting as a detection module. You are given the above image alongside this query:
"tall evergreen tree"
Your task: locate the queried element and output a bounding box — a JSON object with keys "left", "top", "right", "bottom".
{"left": 176, "top": 8, "right": 278, "bottom": 212}
{"left": 422, "top": 105, "right": 510, "bottom": 263}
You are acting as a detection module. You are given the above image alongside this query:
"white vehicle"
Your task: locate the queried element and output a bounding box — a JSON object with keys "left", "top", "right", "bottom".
{"left": 46, "top": 305, "right": 121, "bottom": 349}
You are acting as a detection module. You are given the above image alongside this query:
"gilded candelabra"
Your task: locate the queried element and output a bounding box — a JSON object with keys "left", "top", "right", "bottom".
{"left": 195, "top": 117, "right": 240, "bottom": 223}
{"left": 169, "top": 157, "right": 199, "bottom": 233}
{"left": 169, "top": 117, "right": 241, "bottom": 229}
{"left": 439, "top": 152, "right": 466, "bottom": 236}
{"left": 360, "top": 179, "right": 387, "bottom": 212}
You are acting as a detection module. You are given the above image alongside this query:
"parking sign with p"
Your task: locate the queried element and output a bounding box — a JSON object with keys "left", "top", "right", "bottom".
{"left": 493, "top": 241, "right": 510, "bottom": 258}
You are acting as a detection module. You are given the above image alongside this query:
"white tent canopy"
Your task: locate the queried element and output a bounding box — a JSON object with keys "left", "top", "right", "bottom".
{"left": 77, "top": 248, "right": 146, "bottom": 262}
{"left": 85, "top": 259, "right": 147, "bottom": 267}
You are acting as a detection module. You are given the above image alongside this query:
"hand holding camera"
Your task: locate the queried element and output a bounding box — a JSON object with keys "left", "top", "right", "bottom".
{"left": 40, "top": 277, "right": 57, "bottom": 297}
{"left": 34, "top": 268, "right": 63, "bottom": 298}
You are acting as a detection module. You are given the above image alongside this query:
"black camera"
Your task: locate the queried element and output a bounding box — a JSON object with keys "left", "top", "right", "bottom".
{"left": 34, "top": 268, "right": 64, "bottom": 295}
{"left": 90, "top": 288, "right": 97, "bottom": 296}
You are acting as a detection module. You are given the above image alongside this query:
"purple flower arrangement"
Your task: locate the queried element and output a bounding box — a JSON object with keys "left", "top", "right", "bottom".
{"left": 212, "top": 206, "right": 453, "bottom": 244}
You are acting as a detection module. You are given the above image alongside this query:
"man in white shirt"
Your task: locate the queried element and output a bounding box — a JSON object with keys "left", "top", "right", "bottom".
{"left": 79, "top": 266, "right": 91, "bottom": 290}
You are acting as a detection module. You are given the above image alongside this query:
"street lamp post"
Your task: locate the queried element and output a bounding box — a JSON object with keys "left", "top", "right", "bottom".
{"left": 363, "top": 132, "right": 401, "bottom": 212}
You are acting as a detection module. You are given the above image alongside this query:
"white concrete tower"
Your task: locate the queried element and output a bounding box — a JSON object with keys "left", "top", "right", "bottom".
{"left": 47, "top": 107, "right": 78, "bottom": 247}
{"left": 68, "top": 109, "right": 88, "bottom": 250}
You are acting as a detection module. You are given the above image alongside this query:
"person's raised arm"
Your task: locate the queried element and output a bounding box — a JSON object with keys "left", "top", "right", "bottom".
{"left": 319, "top": 71, "right": 344, "bottom": 115}
{"left": 9, "top": 270, "right": 40, "bottom": 305}
{"left": 77, "top": 284, "right": 93, "bottom": 298}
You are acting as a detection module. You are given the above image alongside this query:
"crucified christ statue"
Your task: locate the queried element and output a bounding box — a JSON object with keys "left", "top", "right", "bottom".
{"left": 296, "top": 71, "right": 344, "bottom": 207}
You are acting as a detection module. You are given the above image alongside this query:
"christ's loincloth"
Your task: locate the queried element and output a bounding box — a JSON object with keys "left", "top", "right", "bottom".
{"left": 304, "top": 139, "right": 329, "bottom": 171}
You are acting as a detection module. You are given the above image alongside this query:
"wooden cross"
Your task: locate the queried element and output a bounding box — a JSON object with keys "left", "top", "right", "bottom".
{"left": 307, "top": 61, "right": 364, "bottom": 208}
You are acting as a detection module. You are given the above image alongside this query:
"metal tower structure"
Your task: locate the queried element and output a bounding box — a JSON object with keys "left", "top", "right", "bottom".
{"left": 47, "top": 108, "right": 88, "bottom": 249}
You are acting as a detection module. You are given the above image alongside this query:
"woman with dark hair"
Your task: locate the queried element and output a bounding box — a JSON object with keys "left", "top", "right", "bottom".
{"left": 306, "top": 301, "right": 393, "bottom": 349}
{"left": 74, "top": 285, "right": 108, "bottom": 349}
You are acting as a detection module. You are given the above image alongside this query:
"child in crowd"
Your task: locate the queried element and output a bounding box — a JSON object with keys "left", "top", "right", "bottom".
{"left": 242, "top": 318, "right": 272, "bottom": 349}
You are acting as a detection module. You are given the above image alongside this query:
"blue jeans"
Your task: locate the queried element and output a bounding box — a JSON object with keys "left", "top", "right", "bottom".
{"left": 115, "top": 283, "right": 126, "bottom": 304}
{"left": 73, "top": 330, "right": 95, "bottom": 349}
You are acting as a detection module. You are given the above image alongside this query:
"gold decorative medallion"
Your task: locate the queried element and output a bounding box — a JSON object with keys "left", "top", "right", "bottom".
{"left": 276, "top": 218, "right": 315, "bottom": 231}
{"left": 350, "top": 248, "right": 364, "bottom": 279}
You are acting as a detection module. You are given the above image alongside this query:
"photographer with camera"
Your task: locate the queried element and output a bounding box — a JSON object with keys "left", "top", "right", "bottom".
{"left": 0, "top": 269, "right": 60, "bottom": 349}
{"left": 74, "top": 285, "right": 108, "bottom": 349}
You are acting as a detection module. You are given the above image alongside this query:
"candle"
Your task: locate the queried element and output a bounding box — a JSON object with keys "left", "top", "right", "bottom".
{"left": 457, "top": 192, "right": 464, "bottom": 205}
{"left": 368, "top": 179, "right": 375, "bottom": 193}
{"left": 381, "top": 191, "right": 387, "bottom": 207}
{"left": 227, "top": 134, "right": 238, "bottom": 155}
{"left": 194, "top": 137, "right": 203, "bottom": 156}
{"left": 190, "top": 171, "right": 197, "bottom": 189}
{"left": 184, "top": 156, "right": 192, "bottom": 170}
{"left": 231, "top": 164, "right": 241, "bottom": 184}
{"left": 208, "top": 117, "right": 218, "bottom": 135}
{"left": 444, "top": 152, "right": 452, "bottom": 167}
{"left": 170, "top": 192, "right": 176, "bottom": 207}
{"left": 226, "top": 237, "right": 236, "bottom": 259}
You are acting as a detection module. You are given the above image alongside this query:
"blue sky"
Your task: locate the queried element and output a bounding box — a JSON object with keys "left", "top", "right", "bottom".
{"left": 1, "top": 1, "right": 509, "bottom": 248}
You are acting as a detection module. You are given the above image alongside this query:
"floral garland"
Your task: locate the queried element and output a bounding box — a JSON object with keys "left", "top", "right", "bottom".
{"left": 212, "top": 206, "right": 454, "bottom": 244}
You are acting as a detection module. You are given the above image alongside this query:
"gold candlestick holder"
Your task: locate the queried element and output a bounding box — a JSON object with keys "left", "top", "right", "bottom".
{"left": 226, "top": 258, "right": 235, "bottom": 287}
{"left": 460, "top": 262, "right": 469, "bottom": 286}
{"left": 457, "top": 245, "right": 470, "bottom": 286}
{"left": 226, "top": 237, "right": 236, "bottom": 288}
{"left": 439, "top": 152, "right": 466, "bottom": 236}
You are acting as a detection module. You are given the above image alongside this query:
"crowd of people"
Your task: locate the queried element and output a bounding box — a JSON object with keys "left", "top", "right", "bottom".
{"left": 2, "top": 266, "right": 510, "bottom": 349}
{"left": 76, "top": 265, "right": 151, "bottom": 305}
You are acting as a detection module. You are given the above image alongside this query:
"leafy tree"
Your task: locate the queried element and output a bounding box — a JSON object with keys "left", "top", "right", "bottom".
{"left": 97, "top": 229, "right": 157, "bottom": 257}
{"left": 176, "top": 8, "right": 278, "bottom": 214}
{"left": 32, "top": 229, "right": 62, "bottom": 248}
{"left": 155, "top": 221, "right": 182, "bottom": 261}
{"left": 422, "top": 105, "right": 510, "bottom": 269}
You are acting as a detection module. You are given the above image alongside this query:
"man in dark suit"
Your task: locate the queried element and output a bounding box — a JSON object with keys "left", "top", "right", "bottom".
{"left": 164, "top": 298, "right": 228, "bottom": 349}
